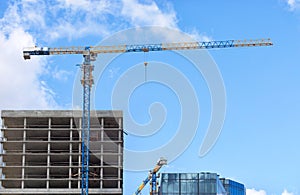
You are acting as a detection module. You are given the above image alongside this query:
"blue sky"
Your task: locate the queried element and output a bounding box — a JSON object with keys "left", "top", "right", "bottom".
{"left": 0, "top": 0, "right": 300, "bottom": 195}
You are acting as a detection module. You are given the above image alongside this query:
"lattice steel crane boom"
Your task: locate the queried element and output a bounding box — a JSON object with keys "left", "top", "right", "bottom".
{"left": 22, "top": 38, "right": 273, "bottom": 195}
{"left": 23, "top": 38, "right": 272, "bottom": 59}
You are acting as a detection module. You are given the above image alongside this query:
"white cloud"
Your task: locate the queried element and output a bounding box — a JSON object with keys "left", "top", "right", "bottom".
{"left": 246, "top": 188, "right": 296, "bottom": 195}
{"left": 0, "top": 1, "right": 58, "bottom": 110}
{"left": 0, "top": 0, "right": 205, "bottom": 43}
{"left": 47, "top": 0, "right": 117, "bottom": 40}
{"left": 52, "top": 67, "right": 72, "bottom": 82}
{"left": 185, "top": 28, "right": 212, "bottom": 42}
{"left": 0, "top": 0, "right": 117, "bottom": 42}
{"left": 0, "top": 28, "right": 57, "bottom": 109}
{"left": 0, "top": 0, "right": 46, "bottom": 35}
{"left": 287, "top": 0, "right": 295, "bottom": 6}
{"left": 286, "top": 0, "right": 300, "bottom": 10}
{"left": 0, "top": 0, "right": 209, "bottom": 112}
{"left": 121, "top": 0, "right": 177, "bottom": 28}
{"left": 108, "top": 67, "right": 121, "bottom": 79}
{"left": 282, "top": 189, "right": 294, "bottom": 195}
{"left": 247, "top": 188, "right": 267, "bottom": 195}
{"left": 59, "top": 0, "right": 113, "bottom": 15}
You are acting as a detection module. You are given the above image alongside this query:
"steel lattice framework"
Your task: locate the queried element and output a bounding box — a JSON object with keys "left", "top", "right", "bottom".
{"left": 80, "top": 51, "right": 95, "bottom": 195}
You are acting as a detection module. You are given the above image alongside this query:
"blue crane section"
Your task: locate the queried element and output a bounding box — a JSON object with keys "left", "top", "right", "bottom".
{"left": 23, "top": 38, "right": 272, "bottom": 195}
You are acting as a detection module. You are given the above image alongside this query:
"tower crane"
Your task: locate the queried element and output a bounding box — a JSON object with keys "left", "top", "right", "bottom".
{"left": 133, "top": 157, "right": 167, "bottom": 195}
{"left": 23, "top": 38, "right": 273, "bottom": 195}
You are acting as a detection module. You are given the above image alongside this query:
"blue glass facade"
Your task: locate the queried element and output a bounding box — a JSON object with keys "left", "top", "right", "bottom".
{"left": 220, "top": 179, "right": 245, "bottom": 195}
{"left": 160, "top": 172, "right": 227, "bottom": 195}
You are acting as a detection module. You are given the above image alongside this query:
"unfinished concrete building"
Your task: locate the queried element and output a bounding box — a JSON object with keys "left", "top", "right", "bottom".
{"left": 0, "top": 110, "right": 123, "bottom": 195}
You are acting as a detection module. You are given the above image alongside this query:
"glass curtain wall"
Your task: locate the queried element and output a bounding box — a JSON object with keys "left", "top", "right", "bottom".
{"left": 160, "top": 173, "right": 227, "bottom": 195}
{"left": 220, "top": 179, "right": 245, "bottom": 195}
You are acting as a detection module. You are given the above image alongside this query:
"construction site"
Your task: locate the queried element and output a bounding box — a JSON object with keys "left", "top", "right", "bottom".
{"left": 0, "top": 37, "right": 272, "bottom": 195}
{"left": 0, "top": 111, "right": 246, "bottom": 195}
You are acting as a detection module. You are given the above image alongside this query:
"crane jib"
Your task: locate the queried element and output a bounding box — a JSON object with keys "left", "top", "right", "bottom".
{"left": 23, "top": 39, "right": 272, "bottom": 60}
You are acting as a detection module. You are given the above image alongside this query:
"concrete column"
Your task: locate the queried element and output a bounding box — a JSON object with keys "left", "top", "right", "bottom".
{"left": 0, "top": 117, "right": 3, "bottom": 187}
{"left": 1, "top": 118, "right": 4, "bottom": 129}
{"left": 46, "top": 118, "right": 51, "bottom": 189}
{"left": 101, "top": 118, "right": 104, "bottom": 141}
{"left": 0, "top": 117, "right": 3, "bottom": 188}
{"left": 0, "top": 118, "right": 3, "bottom": 186}
{"left": 100, "top": 144, "right": 103, "bottom": 189}
{"left": 21, "top": 118, "right": 26, "bottom": 189}
{"left": 0, "top": 130, "right": 2, "bottom": 188}
{"left": 100, "top": 117, "right": 104, "bottom": 188}
{"left": 118, "top": 117, "right": 121, "bottom": 189}
{"left": 118, "top": 143, "right": 121, "bottom": 189}
{"left": 0, "top": 118, "right": 4, "bottom": 188}
{"left": 69, "top": 118, "right": 72, "bottom": 189}
{"left": 78, "top": 117, "right": 81, "bottom": 188}
{"left": 79, "top": 118, "right": 82, "bottom": 140}
{"left": 78, "top": 141, "right": 81, "bottom": 189}
{"left": 118, "top": 117, "right": 122, "bottom": 129}
{"left": 118, "top": 117, "right": 122, "bottom": 189}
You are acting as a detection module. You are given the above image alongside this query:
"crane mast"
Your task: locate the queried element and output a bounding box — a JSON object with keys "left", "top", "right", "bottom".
{"left": 80, "top": 50, "right": 96, "bottom": 195}
{"left": 23, "top": 38, "right": 273, "bottom": 195}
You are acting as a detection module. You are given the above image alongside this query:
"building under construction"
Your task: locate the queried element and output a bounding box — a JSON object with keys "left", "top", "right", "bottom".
{"left": 0, "top": 110, "right": 123, "bottom": 195}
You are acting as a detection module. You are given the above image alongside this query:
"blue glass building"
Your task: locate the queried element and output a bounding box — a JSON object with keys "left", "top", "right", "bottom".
{"left": 160, "top": 172, "right": 227, "bottom": 195}
{"left": 159, "top": 172, "right": 245, "bottom": 195}
{"left": 220, "top": 178, "right": 246, "bottom": 195}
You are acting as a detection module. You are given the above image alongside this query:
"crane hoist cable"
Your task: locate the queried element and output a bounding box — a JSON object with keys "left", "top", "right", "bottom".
{"left": 144, "top": 50, "right": 149, "bottom": 82}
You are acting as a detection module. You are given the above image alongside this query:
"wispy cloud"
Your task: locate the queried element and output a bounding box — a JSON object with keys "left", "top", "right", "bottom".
{"left": 52, "top": 67, "right": 73, "bottom": 82}
{"left": 1, "top": 0, "right": 205, "bottom": 43}
{"left": 282, "top": 189, "right": 294, "bottom": 195}
{"left": 121, "top": 0, "right": 177, "bottom": 28}
{"left": 0, "top": 0, "right": 117, "bottom": 42}
{"left": 108, "top": 67, "right": 121, "bottom": 79}
{"left": 1, "top": 0, "right": 189, "bottom": 40}
{"left": 246, "top": 188, "right": 296, "bottom": 195}
{"left": 0, "top": 28, "right": 57, "bottom": 109}
{"left": 286, "top": 0, "right": 300, "bottom": 11}
{"left": 0, "top": 0, "right": 208, "bottom": 111}
{"left": 247, "top": 188, "right": 267, "bottom": 195}
{"left": 184, "top": 28, "right": 212, "bottom": 42}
